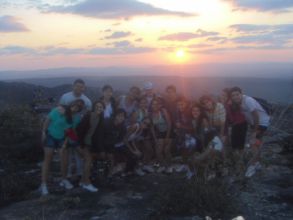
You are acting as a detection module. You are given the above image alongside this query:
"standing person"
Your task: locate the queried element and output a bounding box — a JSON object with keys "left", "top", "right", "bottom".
{"left": 191, "top": 103, "right": 210, "bottom": 148}
{"left": 164, "top": 85, "right": 181, "bottom": 158}
{"left": 40, "top": 99, "right": 84, "bottom": 195}
{"left": 230, "top": 87, "right": 270, "bottom": 177}
{"left": 100, "top": 84, "right": 116, "bottom": 123}
{"left": 174, "top": 97, "right": 192, "bottom": 149}
{"left": 164, "top": 85, "right": 180, "bottom": 122}
{"left": 118, "top": 87, "right": 139, "bottom": 124}
{"left": 200, "top": 95, "right": 226, "bottom": 142}
{"left": 142, "top": 81, "right": 156, "bottom": 111}
{"left": 60, "top": 79, "right": 92, "bottom": 111}
{"left": 59, "top": 79, "right": 92, "bottom": 179}
{"left": 150, "top": 97, "right": 172, "bottom": 173}
{"left": 226, "top": 89, "right": 248, "bottom": 174}
{"left": 75, "top": 101, "right": 105, "bottom": 192}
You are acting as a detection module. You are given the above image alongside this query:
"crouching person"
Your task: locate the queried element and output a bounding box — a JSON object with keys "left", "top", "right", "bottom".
{"left": 122, "top": 117, "right": 153, "bottom": 176}
{"left": 190, "top": 129, "right": 224, "bottom": 181}
{"left": 109, "top": 109, "right": 150, "bottom": 177}
{"left": 103, "top": 109, "right": 128, "bottom": 177}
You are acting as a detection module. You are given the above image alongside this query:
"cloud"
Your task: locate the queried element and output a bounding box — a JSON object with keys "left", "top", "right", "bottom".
{"left": 40, "top": 46, "right": 84, "bottom": 55}
{"left": 135, "top": 38, "right": 143, "bottom": 42}
{"left": 159, "top": 29, "right": 218, "bottom": 41}
{"left": 0, "top": 44, "right": 155, "bottom": 56}
{"left": 0, "top": 45, "right": 35, "bottom": 55}
{"left": 111, "top": 40, "right": 131, "bottom": 47}
{"left": 230, "top": 23, "right": 293, "bottom": 35}
{"left": 0, "top": 16, "right": 29, "bottom": 32}
{"left": 230, "top": 24, "right": 271, "bottom": 33}
{"left": 207, "top": 36, "right": 228, "bottom": 43}
{"left": 189, "top": 43, "right": 212, "bottom": 48}
{"left": 229, "top": 24, "right": 293, "bottom": 46}
{"left": 44, "top": 0, "right": 195, "bottom": 19}
{"left": 89, "top": 45, "right": 155, "bottom": 55}
{"left": 231, "top": 35, "right": 286, "bottom": 45}
{"left": 105, "top": 31, "right": 132, "bottom": 39}
{"left": 224, "top": 0, "right": 293, "bottom": 12}
{"left": 194, "top": 44, "right": 293, "bottom": 54}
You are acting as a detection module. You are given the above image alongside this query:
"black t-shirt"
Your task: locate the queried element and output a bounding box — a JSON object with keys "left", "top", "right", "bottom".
{"left": 103, "top": 119, "right": 127, "bottom": 147}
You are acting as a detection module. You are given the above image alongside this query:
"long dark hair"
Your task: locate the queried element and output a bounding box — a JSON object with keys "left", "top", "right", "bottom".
{"left": 191, "top": 103, "right": 208, "bottom": 134}
{"left": 92, "top": 100, "right": 105, "bottom": 112}
{"left": 64, "top": 99, "right": 84, "bottom": 124}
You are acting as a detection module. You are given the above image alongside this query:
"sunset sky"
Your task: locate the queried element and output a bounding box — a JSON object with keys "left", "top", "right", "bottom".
{"left": 1, "top": 0, "right": 293, "bottom": 70}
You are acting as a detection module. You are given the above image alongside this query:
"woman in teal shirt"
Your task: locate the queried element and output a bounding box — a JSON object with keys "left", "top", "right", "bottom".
{"left": 40, "top": 99, "right": 84, "bottom": 196}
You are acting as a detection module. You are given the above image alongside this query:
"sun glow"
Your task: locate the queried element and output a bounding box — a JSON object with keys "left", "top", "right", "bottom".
{"left": 176, "top": 49, "right": 185, "bottom": 58}
{"left": 171, "top": 49, "right": 189, "bottom": 63}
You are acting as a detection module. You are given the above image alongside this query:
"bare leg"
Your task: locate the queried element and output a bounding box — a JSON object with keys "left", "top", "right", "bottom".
{"left": 60, "top": 147, "right": 69, "bottom": 179}
{"left": 155, "top": 139, "right": 164, "bottom": 164}
{"left": 77, "top": 147, "right": 92, "bottom": 184}
{"left": 41, "top": 147, "right": 54, "bottom": 184}
{"left": 163, "top": 138, "right": 172, "bottom": 165}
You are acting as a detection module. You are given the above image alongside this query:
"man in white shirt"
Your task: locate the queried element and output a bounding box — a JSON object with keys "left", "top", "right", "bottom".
{"left": 230, "top": 87, "right": 270, "bottom": 177}
{"left": 60, "top": 79, "right": 92, "bottom": 111}
{"left": 59, "top": 79, "right": 92, "bottom": 179}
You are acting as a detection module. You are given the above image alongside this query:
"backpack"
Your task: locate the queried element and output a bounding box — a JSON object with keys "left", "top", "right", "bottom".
{"left": 253, "top": 97, "right": 273, "bottom": 115}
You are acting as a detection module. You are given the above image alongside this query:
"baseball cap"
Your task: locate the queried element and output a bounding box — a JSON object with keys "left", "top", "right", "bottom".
{"left": 143, "top": 81, "right": 153, "bottom": 90}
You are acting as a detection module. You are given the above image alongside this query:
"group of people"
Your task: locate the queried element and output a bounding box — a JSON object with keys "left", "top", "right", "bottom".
{"left": 39, "top": 79, "right": 270, "bottom": 195}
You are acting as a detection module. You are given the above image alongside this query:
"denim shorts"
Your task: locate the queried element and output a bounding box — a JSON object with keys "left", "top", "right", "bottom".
{"left": 67, "top": 139, "right": 80, "bottom": 148}
{"left": 45, "top": 134, "right": 65, "bottom": 149}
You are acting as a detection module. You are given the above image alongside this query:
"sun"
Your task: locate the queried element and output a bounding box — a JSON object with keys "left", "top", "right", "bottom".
{"left": 166, "top": 49, "right": 190, "bottom": 64}
{"left": 176, "top": 49, "right": 185, "bottom": 58}
{"left": 173, "top": 49, "right": 189, "bottom": 63}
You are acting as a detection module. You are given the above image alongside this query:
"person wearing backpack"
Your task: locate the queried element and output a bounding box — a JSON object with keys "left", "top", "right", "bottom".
{"left": 230, "top": 87, "right": 270, "bottom": 178}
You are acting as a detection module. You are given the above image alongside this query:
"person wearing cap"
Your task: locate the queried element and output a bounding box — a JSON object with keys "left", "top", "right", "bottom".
{"left": 142, "top": 81, "right": 156, "bottom": 111}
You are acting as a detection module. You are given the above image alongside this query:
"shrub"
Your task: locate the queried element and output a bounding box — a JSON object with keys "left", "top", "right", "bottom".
{"left": 151, "top": 177, "right": 241, "bottom": 219}
{"left": 0, "top": 105, "right": 41, "bottom": 145}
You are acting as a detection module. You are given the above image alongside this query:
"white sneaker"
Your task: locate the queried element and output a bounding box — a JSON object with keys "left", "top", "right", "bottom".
{"left": 142, "top": 165, "right": 155, "bottom": 173}
{"left": 40, "top": 184, "right": 49, "bottom": 196}
{"left": 157, "top": 166, "right": 166, "bottom": 173}
{"left": 207, "top": 172, "right": 216, "bottom": 181}
{"left": 175, "top": 164, "right": 187, "bottom": 173}
{"left": 59, "top": 179, "right": 74, "bottom": 190}
{"left": 245, "top": 164, "right": 257, "bottom": 178}
{"left": 135, "top": 168, "right": 145, "bottom": 176}
{"left": 82, "top": 184, "right": 98, "bottom": 192}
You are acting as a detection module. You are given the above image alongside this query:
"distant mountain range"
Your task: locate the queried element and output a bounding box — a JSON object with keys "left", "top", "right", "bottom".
{"left": 0, "top": 74, "right": 292, "bottom": 105}
{"left": 0, "top": 63, "right": 292, "bottom": 80}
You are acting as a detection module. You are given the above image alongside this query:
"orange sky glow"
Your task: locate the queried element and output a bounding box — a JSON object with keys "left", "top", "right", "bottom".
{"left": 0, "top": 0, "right": 293, "bottom": 70}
